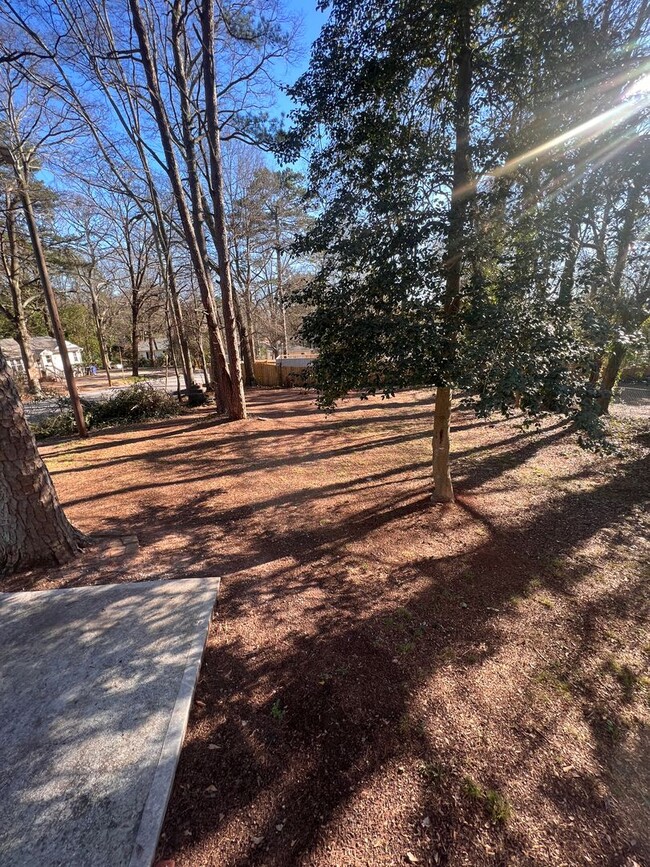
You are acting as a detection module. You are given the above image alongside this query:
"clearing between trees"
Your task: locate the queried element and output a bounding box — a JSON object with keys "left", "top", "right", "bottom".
{"left": 4, "top": 389, "right": 648, "bottom": 867}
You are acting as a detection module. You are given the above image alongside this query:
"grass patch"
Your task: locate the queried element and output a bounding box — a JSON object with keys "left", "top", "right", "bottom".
{"left": 418, "top": 760, "right": 446, "bottom": 787}
{"left": 464, "top": 776, "right": 512, "bottom": 823}
{"left": 604, "top": 657, "right": 645, "bottom": 702}
{"left": 534, "top": 667, "right": 572, "bottom": 697}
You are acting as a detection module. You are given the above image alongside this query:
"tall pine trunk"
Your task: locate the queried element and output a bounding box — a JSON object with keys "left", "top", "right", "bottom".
{"left": 0, "top": 347, "right": 83, "bottom": 575}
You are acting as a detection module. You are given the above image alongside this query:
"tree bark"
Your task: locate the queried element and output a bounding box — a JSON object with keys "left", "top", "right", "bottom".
{"left": 200, "top": 0, "right": 247, "bottom": 417}
{"left": 16, "top": 171, "right": 88, "bottom": 437}
{"left": 3, "top": 195, "right": 41, "bottom": 395}
{"left": 433, "top": 4, "right": 473, "bottom": 502}
{"left": 128, "top": 0, "right": 233, "bottom": 414}
{"left": 0, "top": 347, "right": 84, "bottom": 575}
{"left": 87, "top": 274, "right": 112, "bottom": 386}
{"left": 558, "top": 189, "right": 582, "bottom": 307}
{"left": 598, "top": 342, "right": 626, "bottom": 414}
{"left": 131, "top": 309, "right": 139, "bottom": 377}
{"left": 432, "top": 386, "right": 454, "bottom": 503}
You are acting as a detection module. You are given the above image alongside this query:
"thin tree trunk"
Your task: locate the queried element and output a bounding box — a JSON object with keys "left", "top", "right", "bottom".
{"left": 165, "top": 306, "right": 181, "bottom": 398}
{"left": 558, "top": 190, "right": 582, "bottom": 307}
{"left": 16, "top": 174, "right": 87, "bottom": 437}
{"left": 168, "top": 271, "right": 193, "bottom": 388}
{"left": 87, "top": 278, "right": 112, "bottom": 386}
{"left": 433, "top": 4, "right": 473, "bottom": 503}
{"left": 198, "top": 326, "right": 210, "bottom": 391}
{"left": 148, "top": 324, "right": 155, "bottom": 367}
{"left": 0, "top": 347, "right": 84, "bottom": 575}
{"left": 274, "top": 211, "right": 289, "bottom": 358}
{"left": 128, "top": 0, "right": 232, "bottom": 413}
{"left": 233, "top": 290, "right": 256, "bottom": 386}
{"left": 169, "top": 0, "right": 233, "bottom": 411}
{"left": 4, "top": 195, "right": 41, "bottom": 394}
{"left": 131, "top": 310, "right": 139, "bottom": 377}
{"left": 598, "top": 342, "right": 626, "bottom": 414}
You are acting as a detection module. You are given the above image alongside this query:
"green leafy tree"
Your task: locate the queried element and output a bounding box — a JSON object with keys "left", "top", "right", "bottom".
{"left": 286, "top": 0, "right": 648, "bottom": 500}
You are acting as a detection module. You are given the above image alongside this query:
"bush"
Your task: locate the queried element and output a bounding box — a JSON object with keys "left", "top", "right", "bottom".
{"left": 32, "top": 409, "right": 79, "bottom": 440}
{"left": 84, "top": 383, "right": 182, "bottom": 427}
{"left": 33, "top": 383, "right": 182, "bottom": 440}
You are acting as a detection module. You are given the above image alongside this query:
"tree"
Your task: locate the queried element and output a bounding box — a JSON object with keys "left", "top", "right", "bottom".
{"left": 287, "top": 0, "right": 649, "bottom": 500}
{"left": 0, "top": 344, "right": 83, "bottom": 574}
{"left": 0, "top": 187, "right": 41, "bottom": 393}
{"left": 0, "top": 57, "right": 88, "bottom": 436}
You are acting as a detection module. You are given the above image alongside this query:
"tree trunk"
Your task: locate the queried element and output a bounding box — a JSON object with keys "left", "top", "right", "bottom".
{"left": 131, "top": 310, "right": 139, "bottom": 377}
{"left": 167, "top": 272, "right": 194, "bottom": 389}
{"left": 598, "top": 342, "right": 626, "bottom": 414}
{"left": 17, "top": 173, "right": 88, "bottom": 437}
{"left": 432, "top": 386, "right": 454, "bottom": 503}
{"left": 200, "top": 0, "right": 247, "bottom": 417}
{"left": 4, "top": 195, "right": 41, "bottom": 395}
{"left": 197, "top": 325, "right": 210, "bottom": 391}
{"left": 588, "top": 351, "right": 604, "bottom": 386}
{"left": 87, "top": 277, "right": 112, "bottom": 386}
{"left": 434, "top": 4, "right": 473, "bottom": 502}
{"left": 15, "top": 312, "right": 41, "bottom": 395}
{"left": 148, "top": 324, "right": 155, "bottom": 367}
{"left": 0, "top": 347, "right": 84, "bottom": 575}
{"left": 273, "top": 209, "right": 289, "bottom": 358}
{"left": 558, "top": 190, "right": 582, "bottom": 307}
{"left": 233, "top": 291, "right": 256, "bottom": 386}
{"left": 128, "top": 0, "right": 232, "bottom": 414}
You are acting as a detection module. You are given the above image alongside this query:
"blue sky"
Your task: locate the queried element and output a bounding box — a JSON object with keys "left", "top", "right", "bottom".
{"left": 272, "top": 0, "right": 329, "bottom": 118}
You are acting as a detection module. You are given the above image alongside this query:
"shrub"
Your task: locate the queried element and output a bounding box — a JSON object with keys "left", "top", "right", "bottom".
{"left": 84, "top": 383, "right": 182, "bottom": 427}
{"left": 33, "top": 383, "right": 182, "bottom": 440}
{"left": 32, "top": 409, "right": 79, "bottom": 440}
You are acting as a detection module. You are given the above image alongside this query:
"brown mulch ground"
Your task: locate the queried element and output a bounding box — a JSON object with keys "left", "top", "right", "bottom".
{"left": 6, "top": 388, "right": 650, "bottom": 867}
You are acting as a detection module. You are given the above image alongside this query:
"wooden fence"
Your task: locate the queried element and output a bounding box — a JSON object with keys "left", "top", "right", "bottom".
{"left": 253, "top": 360, "right": 313, "bottom": 388}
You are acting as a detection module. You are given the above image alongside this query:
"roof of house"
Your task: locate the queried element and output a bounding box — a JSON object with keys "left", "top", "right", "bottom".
{"left": 137, "top": 337, "right": 169, "bottom": 352}
{"left": 0, "top": 337, "right": 81, "bottom": 359}
{"left": 30, "top": 337, "right": 82, "bottom": 354}
{"left": 0, "top": 339, "right": 22, "bottom": 360}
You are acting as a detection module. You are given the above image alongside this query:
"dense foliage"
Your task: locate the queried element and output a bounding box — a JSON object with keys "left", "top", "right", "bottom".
{"left": 33, "top": 383, "right": 182, "bottom": 440}
{"left": 286, "top": 0, "right": 649, "bottom": 432}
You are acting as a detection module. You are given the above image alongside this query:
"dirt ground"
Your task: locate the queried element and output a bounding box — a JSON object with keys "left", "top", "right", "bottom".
{"left": 7, "top": 389, "right": 650, "bottom": 867}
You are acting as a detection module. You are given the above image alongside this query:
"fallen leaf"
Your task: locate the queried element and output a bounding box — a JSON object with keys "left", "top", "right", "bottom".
{"left": 406, "top": 852, "right": 419, "bottom": 864}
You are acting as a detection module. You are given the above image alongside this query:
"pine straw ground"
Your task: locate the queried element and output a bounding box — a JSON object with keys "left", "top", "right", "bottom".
{"left": 6, "top": 389, "right": 650, "bottom": 867}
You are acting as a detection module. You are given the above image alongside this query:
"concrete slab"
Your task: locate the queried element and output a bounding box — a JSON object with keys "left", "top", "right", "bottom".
{"left": 0, "top": 577, "right": 220, "bottom": 867}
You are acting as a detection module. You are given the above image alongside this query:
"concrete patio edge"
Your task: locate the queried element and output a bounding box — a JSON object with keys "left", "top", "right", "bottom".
{"left": 128, "top": 575, "right": 220, "bottom": 867}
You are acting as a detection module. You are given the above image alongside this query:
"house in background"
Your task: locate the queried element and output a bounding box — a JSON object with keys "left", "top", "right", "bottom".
{"left": 137, "top": 336, "right": 169, "bottom": 362}
{"left": 0, "top": 337, "right": 84, "bottom": 378}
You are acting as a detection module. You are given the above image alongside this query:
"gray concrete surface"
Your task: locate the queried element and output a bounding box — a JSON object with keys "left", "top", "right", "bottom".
{"left": 0, "top": 577, "right": 220, "bottom": 867}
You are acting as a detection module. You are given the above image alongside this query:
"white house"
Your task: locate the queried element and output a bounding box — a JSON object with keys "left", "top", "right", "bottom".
{"left": 0, "top": 337, "right": 84, "bottom": 377}
{"left": 137, "top": 336, "right": 169, "bottom": 362}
